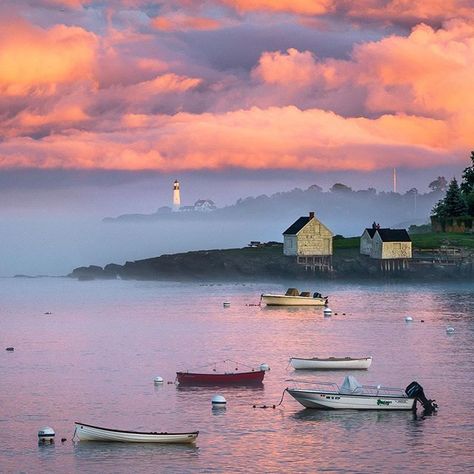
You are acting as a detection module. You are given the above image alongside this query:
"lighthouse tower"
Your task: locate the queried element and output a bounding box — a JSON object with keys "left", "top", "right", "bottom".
{"left": 173, "top": 180, "right": 181, "bottom": 211}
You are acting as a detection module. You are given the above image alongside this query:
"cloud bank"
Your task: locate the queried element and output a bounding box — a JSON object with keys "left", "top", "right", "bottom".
{"left": 0, "top": 1, "right": 472, "bottom": 174}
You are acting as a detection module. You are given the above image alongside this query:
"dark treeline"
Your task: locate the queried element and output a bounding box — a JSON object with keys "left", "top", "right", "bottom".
{"left": 211, "top": 181, "right": 443, "bottom": 235}
{"left": 432, "top": 151, "right": 474, "bottom": 219}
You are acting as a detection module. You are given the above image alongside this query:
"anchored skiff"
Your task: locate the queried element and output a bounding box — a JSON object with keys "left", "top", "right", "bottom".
{"left": 290, "top": 356, "right": 372, "bottom": 370}
{"left": 261, "top": 288, "right": 328, "bottom": 306}
{"left": 176, "top": 370, "right": 265, "bottom": 385}
{"left": 74, "top": 422, "right": 199, "bottom": 443}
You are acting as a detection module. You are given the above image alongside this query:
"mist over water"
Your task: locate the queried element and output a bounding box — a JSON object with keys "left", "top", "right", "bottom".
{"left": 0, "top": 168, "right": 454, "bottom": 276}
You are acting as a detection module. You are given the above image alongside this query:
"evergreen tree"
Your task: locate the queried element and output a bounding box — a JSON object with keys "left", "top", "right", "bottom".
{"left": 443, "top": 178, "right": 468, "bottom": 217}
{"left": 460, "top": 150, "right": 474, "bottom": 196}
{"left": 465, "top": 191, "right": 474, "bottom": 216}
{"left": 432, "top": 198, "right": 446, "bottom": 218}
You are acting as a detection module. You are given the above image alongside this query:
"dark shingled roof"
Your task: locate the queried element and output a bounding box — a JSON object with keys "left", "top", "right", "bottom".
{"left": 364, "top": 227, "right": 389, "bottom": 238}
{"left": 376, "top": 229, "right": 411, "bottom": 242}
{"left": 283, "top": 217, "right": 311, "bottom": 235}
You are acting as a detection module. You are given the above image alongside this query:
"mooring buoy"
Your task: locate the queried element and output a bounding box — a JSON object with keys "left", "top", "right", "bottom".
{"left": 38, "top": 426, "right": 55, "bottom": 444}
{"left": 211, "top": 395, "right": 227, "bottom": 407}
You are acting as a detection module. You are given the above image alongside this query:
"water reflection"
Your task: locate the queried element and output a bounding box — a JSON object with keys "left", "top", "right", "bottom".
{"left": 176, "top": 384, "right": 264, "bottom": 393}
{"left": 73, "top": 441, "right": 200, "bottom": 466}
{"left": 0, "top": 279, "right": 472, "bottom": 473}
{"left": 260, "top": 306, "right": 322, "bottom": 315}
{"left": 292, "top": 407, "right": 415, "bottom": 426}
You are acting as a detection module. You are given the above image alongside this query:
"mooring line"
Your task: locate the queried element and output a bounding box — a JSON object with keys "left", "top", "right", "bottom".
{"left": 252, "top": 388, "right": 287, "bottom": 409}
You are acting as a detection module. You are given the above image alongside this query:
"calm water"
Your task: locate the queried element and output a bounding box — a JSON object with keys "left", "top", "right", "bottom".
{"left": 0, "top": 278, "right": 473, "bottom": 473}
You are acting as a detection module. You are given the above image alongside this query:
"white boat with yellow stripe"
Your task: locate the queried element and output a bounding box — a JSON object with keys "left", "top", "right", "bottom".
{"left": 286, "top": 376, "right": 438, "bottom": 411}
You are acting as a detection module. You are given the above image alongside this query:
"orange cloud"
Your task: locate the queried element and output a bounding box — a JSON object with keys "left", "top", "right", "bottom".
{"left": 0, "top": 106, "right": 460, "bottom": 172}
{"left": 152, "top": 13, "right": 222, "bottom": 31}
{"left": 139, "top": 73, "right": 201, "bottom": 92}
{"left": 223, "top": 0, "right": 332, "bottom": 15}
{"left": 218, "top": 0, "right": 474, "bottom": 25}
{"left": 352, "top": 20, "right": 474, "bottom": 118}
{"left": 0, "top": 21, "right": 97, "bottom": 96}
{"left": 253, "top": 20, "right": 474, "bottom": 125}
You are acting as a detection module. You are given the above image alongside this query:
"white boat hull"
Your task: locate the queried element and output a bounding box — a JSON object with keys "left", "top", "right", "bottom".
{"left": 262, "top": 294, "right": 327, "bottom": 306}
{"left": 290, "top": 357, "right": 372, "bottom": 370}
{"left": 74, "top": 423, "right": 198, "bottom": 443}
{"left": 287, "top": 389, "right": 415, "bottom": 410}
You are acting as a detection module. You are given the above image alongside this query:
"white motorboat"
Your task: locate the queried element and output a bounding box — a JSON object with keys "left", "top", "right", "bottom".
{"left": 261, "top": 288, "right": 328, "bottom": 306}
{"left": 74, "top": 422, "right": 199, "bottom": 443}
{"left": 286, "top": 376, "right": 437, "bottom": 411}
{"left": 290, "top": 356, "right": 372, "bottom": 370}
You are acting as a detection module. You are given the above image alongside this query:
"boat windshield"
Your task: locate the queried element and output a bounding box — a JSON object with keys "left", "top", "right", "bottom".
{"left": 288, "top": 376, "right": 407, "bottom": 397}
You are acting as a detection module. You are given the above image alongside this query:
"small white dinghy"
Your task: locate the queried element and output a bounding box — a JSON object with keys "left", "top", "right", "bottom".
{"left": 290, "top": 356, "right": 372, "bottom": 370}
{"left": 74, "top": 422, "right": 199, "bottom": 443}
{"left": 287, "top": 376, "right": 438, "bottom": 411}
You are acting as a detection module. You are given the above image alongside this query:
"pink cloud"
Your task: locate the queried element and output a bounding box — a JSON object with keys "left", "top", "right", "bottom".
{"left": 0, "top": 107, "right": 459, "bottom": 172}
{"left": 0, "top": 20, "right": 98, "bottom": 96}
{"left": 219, "top": 0, "right": 474, "bottom": 26}
{"left": 0, "top": 9, "right": 472, "bottom": 175}
{"left": 152, "top": 13, "right": 222, "bottom": 31}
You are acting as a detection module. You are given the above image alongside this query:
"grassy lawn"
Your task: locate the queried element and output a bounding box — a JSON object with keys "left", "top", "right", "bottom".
{"left": 220, "top": 233, "right": 474, "bottom": 256}
{"left": 410, "top": 232, "right": 474, "bottom": 249}
{"left": 331, "top": 233, "right": 474, "bottom": 250}
{"left": 334, "top": 237, "right": 360, "bottom": 249}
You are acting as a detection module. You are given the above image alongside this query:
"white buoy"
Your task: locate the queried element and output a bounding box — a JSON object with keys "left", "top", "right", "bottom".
{"left": 446, "top": 327, "right": 455, "bottom": 334}
{"left": 259, "top": 363, "right": 270, "bottom": 372}
{"left": 323, "top": 307, "right": 332, "bottom": 316}
{"left": 223, "top": 302, "right": 230, "bottom": 308}
{"left": 38, "top": 426, "right": 55, "bottom": 443}
{"left": 211, "top": 395, "right": 227, "bottom": 407}
{"left": 405, "top": 316, "right": 413, "bottom": 322}
{"left": 154, "top": 376, "right": 164, "bottom": 384}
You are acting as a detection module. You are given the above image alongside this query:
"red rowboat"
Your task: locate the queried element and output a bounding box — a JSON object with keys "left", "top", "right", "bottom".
{"left": 176, "top": 370, "right": 265, "bottom": 385}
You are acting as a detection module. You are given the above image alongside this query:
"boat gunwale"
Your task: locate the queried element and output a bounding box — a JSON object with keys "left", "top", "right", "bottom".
{"left": 176, "top": 370, "right": 264, "bottom": 377}
{"left": 75, "top": 422, "right": 199, "bottom": 436}
{"left": 290, "top": 356, "right": 372, "bottom": 362}
{"left": 287, "top": 388, "right": 410, "bottom": 399}
{"left": 262, "top": 294, "right": 326, "bottom": 300}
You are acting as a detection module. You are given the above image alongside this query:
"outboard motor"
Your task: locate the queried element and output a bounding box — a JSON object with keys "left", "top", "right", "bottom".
{"left": 406, "top": 381, "right": 438, "bottom": 413}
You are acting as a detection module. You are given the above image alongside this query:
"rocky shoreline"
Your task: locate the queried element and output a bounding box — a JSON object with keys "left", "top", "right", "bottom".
{"left": 69, "top": 244, "right": 473, "bottom": 282}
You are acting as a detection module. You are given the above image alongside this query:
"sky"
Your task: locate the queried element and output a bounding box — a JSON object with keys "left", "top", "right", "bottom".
{"left": 0, "top": 0, "right": 473, "bottom": 275}
{"left": 1, "top": 1, "right": 473, "bottom": 187}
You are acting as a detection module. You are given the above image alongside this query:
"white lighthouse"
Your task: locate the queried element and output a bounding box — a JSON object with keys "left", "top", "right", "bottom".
{"left": 173, "top": 179, "right": 181, "bottom": 211}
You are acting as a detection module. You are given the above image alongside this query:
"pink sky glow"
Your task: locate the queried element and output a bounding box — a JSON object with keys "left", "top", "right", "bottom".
{"left": 0, "top": 0, "right": 473, "bottom": 173}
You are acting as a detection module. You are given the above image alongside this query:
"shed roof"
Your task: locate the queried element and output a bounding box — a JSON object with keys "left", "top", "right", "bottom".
{"left": 283, "top": 217, "right": 311, "bottom": 235}
{"left": 364, "top": 227, "right": 389, "bottom": 238}
{"left": 376, "top": 229, "right": 411, "bottom": 242}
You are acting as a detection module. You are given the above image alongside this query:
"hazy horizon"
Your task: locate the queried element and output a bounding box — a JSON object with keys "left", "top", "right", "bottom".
{"left": 1, "top": 0, "right": 472, "bottom": 276}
